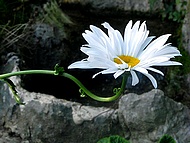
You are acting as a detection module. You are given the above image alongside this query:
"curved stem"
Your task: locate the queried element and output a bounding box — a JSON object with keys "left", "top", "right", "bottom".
{"left": 62, "top": 72, "right": 128, "bottom": 102}
{"left": 0, "top": 70, "right": 128, "bottom": 102}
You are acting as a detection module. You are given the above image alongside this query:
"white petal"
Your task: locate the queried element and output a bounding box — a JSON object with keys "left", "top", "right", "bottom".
{"left": 155, "top": 61, "right": 182, "bottom": 66}
{"left": 144, "top": 73, "right": 158, "bottom": 88}
{"left": 153, "top": 45, "right": 181, "bottom": 58}
{"left": 90, "top": 25, "right": 109, "bottom": 40}
{"left": 81, "top": 46, "right": 106, "bottom": 57}
{"left": 134, "top": 67, "right": 148, "bottom": 74}
{"left": 92, "top": 71, "right": 102, "bottom": 78}
{"left": 141, "top": 36, "right": 155, "bottom": 49}
{"left": 146, "top": 67, "right": 164, "bottom": 76}
{"left": 130, "top": 70, "right": 139, "bottom": 86}
{"left": 130, "top": 21, "right": 146, "bottom": 56}
{"left": 148, "top": 34, "right": 171, "bottom": 50}
{"left": 138, "top": 56, "right": 171, "bottom": 67}
{"left": 68, "top": 57, "right": 114, "bottom": 69}
{"left": 88, "top": 57, "right": 116, "bottom": 68}
{"left": 92, "top": 68, "right": 118, "bottom": 78}
{"left": 136, "top": 36, "right": 155, "bottom": 57}
{"left": 101, "top": 68, "right": 118, "bottom": 74}
{"left": 117, "top": 63, "right": 129, "bottom": 70}
{"left": 139, "top": 34, "right": 171, "bottom": 60}
{"left": 128, "top": 21, "right": 140, "bottom": 55}
{"left": 89, "top": 25, "right": 114, "bottom": 51}
{"left": 133, "top": 29, "right": 149, "bottom": 57}
{"left": 102, "top": 22, "right": 123, "bottom": 55}
{"left": 113, "top": 70, "right": 125, "bottom": 79}
{"left": 124, "top": 21, "right": 150, "bottom": 57}
{"left": 124, "top": 20, "right": 133, "bottom": 55}
{"left": 82, "top": 33, "right": 105, "bottom": 50}
{"left": 68, "top": 61, "right": 91, "bottom": 69}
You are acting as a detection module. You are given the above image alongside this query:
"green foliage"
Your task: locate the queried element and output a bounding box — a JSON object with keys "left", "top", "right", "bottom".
{"left": 166, "top": 25, "right": 190, "bottom": 80}
{"left": 163, "top": 24, "right": 190, "bottom": 102}
{"left": 42, "top": 0, "right": 73, "bottom": 25}
{"left": 0, "top": 0, "right": 9, "bottom": 18}
{"left": 149, "top": 0, "right": 187, "bottom": 23}
{"left": 0, "top": 0, "right": 30, "bottom": 25}
{"left": 54, "top": 64, "right": 65, "bottom": 75}
{"left": 113, "top": 88, "right": 121, "bottom": 94}
{"left": 175, "top": 26, "right": 190, "bottom": 75}
{"left": 97, "top": 135, "right": 130, "bottom": 143}
{"left": 161, "top": 0, "right": 187, "bottom": 23}
{"left": 0, "top": 0, "right": 31, "bottom": 51}
{"left": 79, "top": 88, "right": 86, "bottom": 97}
{"left": 0, "top": 0, "right": 73, "bottom": 55}
{"left": 97, "top": 135, "right": 176, "bottom": 143}
{"left": 38, "top": 0, "right": 73, "bottom": 38}
{"left": 177, "top": 47, "right": 190, "bottom": 74}
{"left": 1, "top": 78, "right": 24, "bottom": 105}
{"left": 0, "top": 23, "right": 29, "bottom": 49}
{"left": 158, "top": 134, "right": 176, "bottom": 143}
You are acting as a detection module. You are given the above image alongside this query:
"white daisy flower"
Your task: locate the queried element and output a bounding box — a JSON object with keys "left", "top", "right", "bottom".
{"left": 68, "top": 20, "right": 182, "bottom": 88}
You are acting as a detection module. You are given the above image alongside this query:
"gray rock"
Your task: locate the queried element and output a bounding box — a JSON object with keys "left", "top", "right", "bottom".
{"left": 182, "top": 0, "right": 190, "bottom": 54}
{"left": 0, "top": 55, "right": 123, "bottom": 143}
{"left": 1, "top": 89, "right": 122, "bottom": 143}
{"left": 61, "top": 0, "right": 163, "bottom": 12}
{"left": 118, "top": 89, "right": 190, "bottom": 143}
{"left": 1, "top": 55, "right": 190, "bottom": 143}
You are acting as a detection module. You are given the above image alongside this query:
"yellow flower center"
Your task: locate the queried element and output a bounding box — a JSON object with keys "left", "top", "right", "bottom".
{"left": 114, "top": 55, "right": 140, "bottom": 67}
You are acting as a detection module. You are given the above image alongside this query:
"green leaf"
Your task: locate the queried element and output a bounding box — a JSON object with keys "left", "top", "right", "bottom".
{"left": 79, "top": 88, "right": 86, "bottom": 97}
{"left": 97, "top": 135, "right": 130, "bottom": 143}
{"left": 113, "top": 88, "right": 121, "bottom": 94}
{"left": 54, "top": 64, "right": 65, "bottom": 75}
{"left": 1, "top": 78, "right": 25, "bottom": 105}
{"left": 158, "top": 134, "right": 176, "bottom": 143}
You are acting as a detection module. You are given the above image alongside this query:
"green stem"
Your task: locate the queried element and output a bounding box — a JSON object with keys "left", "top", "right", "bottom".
{"left": 0, "top": 70, "right": 55, "bottom": 78}
{"left": 0, "top": 70, "right": 128, "bottom": 102}
{"left": 62, "top": 72, "right": 128, "bottom": 102}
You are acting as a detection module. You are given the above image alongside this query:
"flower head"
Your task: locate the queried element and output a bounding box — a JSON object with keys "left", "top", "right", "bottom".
{"left": 68, "top": 20, "right": 182, "bottom": 88}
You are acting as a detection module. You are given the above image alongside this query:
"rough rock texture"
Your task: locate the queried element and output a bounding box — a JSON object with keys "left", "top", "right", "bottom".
{"left": 0, "top": 55, "right": 123, "bottom": 143}
{"left": 2, "top": 94, "right": 121, "bottom": 143}
{"left": 25, "top": 23, "right": 66, "bottom": 70}
{"left": 61, "top": 0, "right": 164, "bottom": 12}
{"left": 1, "top": 55, "right": 190, "bottom": 143}
{"left": 182, "top": 0, "right": 190, "bottom": 54}
{"left": 181, "top": 0, "right": 190, "bottom": 106}
{"left": 118, "top": 89, "right": 190, "bottom": 143}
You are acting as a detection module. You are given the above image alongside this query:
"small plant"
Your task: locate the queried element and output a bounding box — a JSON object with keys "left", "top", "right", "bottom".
{"left": 0, "top": 0, "right": 73, "bottom": 53}
{"left": 149, "top": 0, "right": 187, "bottom": 23}
{"left": 97, "top": 134, "right": 176, "bottom": 143}
{"left": 161, "top": 0, "right": 187, "bottom": 23}
{"left": 0, "top": 23, "right": 30, "bottom": 48}
{"left": 158, "top": 134, "right": 176, "bottom": 143}
{"left": 97, "top": 135, "right": 130, "bottom": 143}
{"left": 38, "top": 0, "right": 73, "bottom": 39}
{"left": 0, "top": 0, "right": 30, "bottom": 25}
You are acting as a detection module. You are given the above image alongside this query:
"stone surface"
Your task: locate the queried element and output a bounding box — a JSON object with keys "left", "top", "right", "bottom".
{"left": 182, "top": 0, "right": 190, "bottom": 54}
{"left": 0, "top": 55, "right": 123, "bottom": 143}
{"left": 118, "top": 89, "right": 190, "bottom": 143}
{"left": 1, "top": 55, "right": 190, "bottom": 143}
{"left": 61, "top": 0, "right": 164, "bottom": 12}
